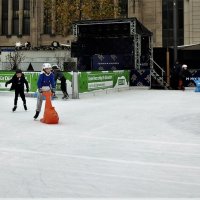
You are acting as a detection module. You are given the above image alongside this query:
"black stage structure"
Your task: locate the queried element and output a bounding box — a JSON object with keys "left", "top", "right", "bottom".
{"left": 71, "top": 18, "right": 153, "bottom": 72}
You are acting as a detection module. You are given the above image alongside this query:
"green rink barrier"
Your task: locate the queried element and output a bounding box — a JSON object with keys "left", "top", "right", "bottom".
{"left": 0, "top": 71, "right": 73, "bottom": 93}
{"left": 0, "top": 70, "right": 130, "bottom": 94}
{"left": 78, "top": 70, "right": 130, "bottom": 93}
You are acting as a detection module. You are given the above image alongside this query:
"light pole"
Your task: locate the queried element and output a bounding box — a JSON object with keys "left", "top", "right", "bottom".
{"left": 173, "top": 0, "right": 178, "bottom": 63}
{"left": 79, "top": 0, "right": 82, "bottom": 21}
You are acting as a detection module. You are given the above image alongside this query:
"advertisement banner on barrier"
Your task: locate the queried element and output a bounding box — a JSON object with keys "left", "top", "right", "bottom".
{"left": 79, "top": 70, "right": 130, "bottom": 93}
{"left": 0, "top": 71, "right": 73, "bottom": 93}
{"left": 0, "top": 70, "right": 128, "bottom": 94}
{"left": 0, "top": 72, "right": 14, "bottom": 90}
{"left": 88, "top": 73, "right": 113, "bottom": 90}
{"left": 0, "top": 71, "right": 40, "bottom": 92}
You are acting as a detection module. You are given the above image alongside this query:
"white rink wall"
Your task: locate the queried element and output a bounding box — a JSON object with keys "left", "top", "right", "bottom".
{"left": 0, "top": 49, "right": 76, "bottom": 71}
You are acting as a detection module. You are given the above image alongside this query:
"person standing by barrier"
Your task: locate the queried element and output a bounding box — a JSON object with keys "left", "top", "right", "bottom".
{"left": 171, "top": 60, "right": 182, "bottom": 90}
{"left": 5, "top": 69, "right": 29, "bottom": 112}
{"left": 33, "top": 63, "right": 56, "bottom": 119}
{"left": 178, "top": 64, "right": 190, "bottom": 90}
{"left": 52, "top": 64, "right": 69, "bottom": 99}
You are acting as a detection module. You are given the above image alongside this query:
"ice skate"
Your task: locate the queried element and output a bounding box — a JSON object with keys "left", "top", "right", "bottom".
{"left": 33, "top": 111, "right": 40, "bottom": 119}
{"left": 52, "top": 94, "right": 58, "bottom": 99}
{"left": 24, "top": 104, "right": 27, "bottom": 110}
{"left": 12, "top": 105, "right": 17, "bottom": 112}
{"left": 62, "top": 92, "right": 69, "bottom": 99}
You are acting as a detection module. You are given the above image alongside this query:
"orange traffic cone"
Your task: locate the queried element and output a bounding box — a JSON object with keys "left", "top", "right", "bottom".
{"left": 40, "top": 91, "right": 59, "bottom": 124}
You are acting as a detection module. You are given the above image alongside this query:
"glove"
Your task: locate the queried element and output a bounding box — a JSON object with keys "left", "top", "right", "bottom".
{"left": 51, "top": 88, "right": 55, "bottom": 94}
{"left": 39, "top": 88, "right": 43, "bottom": 93}
{"left": 26, "top": 88, "right": 29, "bottom": 93}
{"left": 5, "top": 83, "right": 8, "bottom": 87}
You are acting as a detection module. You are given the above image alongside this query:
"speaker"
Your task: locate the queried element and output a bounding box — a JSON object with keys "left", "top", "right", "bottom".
{"left": 71, "top": 42, "right": 80, "bottom": 57}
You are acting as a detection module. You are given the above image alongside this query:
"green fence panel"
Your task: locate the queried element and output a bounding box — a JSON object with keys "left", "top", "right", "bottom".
{"left": 78, "top": 70, "right": 130, "bottom": 93}
{"left": 0, "top": 70, "right": 129, "bottom": 94}
{"left": 0, "top": 71, "right": 73, "bottom": 93}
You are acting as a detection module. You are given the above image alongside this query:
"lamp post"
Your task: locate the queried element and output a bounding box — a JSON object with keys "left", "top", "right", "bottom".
{"left": 79, "top": 0, "right": 82, "bottom": 21}
{"left": 173, "top": 0, "right": 178, "bottom": 63}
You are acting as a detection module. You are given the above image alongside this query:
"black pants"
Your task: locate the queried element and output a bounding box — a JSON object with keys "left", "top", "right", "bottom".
{"left": 14, "top": 89, "right": 26, "bottom": 106}
{"left": 60, "top": 77, "right": 67, "bottom": 93}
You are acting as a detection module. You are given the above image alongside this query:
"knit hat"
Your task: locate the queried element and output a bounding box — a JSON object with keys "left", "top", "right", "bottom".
{"left": 16, "top": 69, "right": 22, "bottom": 73}
{"left": 52, "top": 64, "right": 59, "bottom": 70}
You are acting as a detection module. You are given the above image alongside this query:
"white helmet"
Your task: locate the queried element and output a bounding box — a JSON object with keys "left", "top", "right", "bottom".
{"left": 182, "top": 64, "right": 187, "bottom": 69}
{"left": 42, "top": 63, "right": 52, "bottom": 70}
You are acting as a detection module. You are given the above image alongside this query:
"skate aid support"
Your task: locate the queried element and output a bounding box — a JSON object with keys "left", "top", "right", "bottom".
{"left": 40, "top": 91, "right": 59, "bottom": 124}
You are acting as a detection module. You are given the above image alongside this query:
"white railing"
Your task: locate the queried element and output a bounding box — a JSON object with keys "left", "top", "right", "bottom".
{"left": 150, "top": 58, "right": 165, "bottom": 85}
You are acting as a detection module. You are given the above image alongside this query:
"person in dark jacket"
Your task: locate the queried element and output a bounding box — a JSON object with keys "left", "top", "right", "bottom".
{"left": 171, "top": 60, "right": 182, "bottom": 89}
{"left": 33, "top": 63, "right": 56, "bottom": 119}
{"left": 5, "top": 69, "right": 29, "bottom": 111}
{"left": 178, "top": 64, "right": 190, "bottom": 90}
{"left": 52, "top": 65, "right": 69, "bottom": 99}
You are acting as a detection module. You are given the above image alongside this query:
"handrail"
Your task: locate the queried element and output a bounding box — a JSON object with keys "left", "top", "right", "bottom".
{"left": 150, "top": 58, "right": 165, "bottom": 73}
{"left": 150, "top": 58, "right": 165, "bottom": 85}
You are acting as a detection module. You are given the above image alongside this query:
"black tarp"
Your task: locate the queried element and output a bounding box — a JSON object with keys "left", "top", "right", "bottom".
{"left": 73, "top": 18, "right": 152, "bottom": 38}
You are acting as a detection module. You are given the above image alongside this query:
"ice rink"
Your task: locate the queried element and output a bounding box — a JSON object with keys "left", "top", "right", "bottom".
{"left": 0, "top": 88, "right": 200, "bottom": 198}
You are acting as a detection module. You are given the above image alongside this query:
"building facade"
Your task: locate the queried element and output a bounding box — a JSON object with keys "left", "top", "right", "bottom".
{"left": 0, "top": 0, "right": 73, "bottom": 48}
{"left": 128, "top": 0, "right": 200, "bottom": 47}
{"left": 0, "top": 0, "right": 128, "bottom": 49}
{"left": 184, "top": 0, "right": 200, "bottom": 45}
{"left": 0, "top": 0, "right": 199, "bottom": 49}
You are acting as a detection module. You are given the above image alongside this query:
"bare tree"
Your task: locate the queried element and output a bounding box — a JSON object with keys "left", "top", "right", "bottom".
{"left": 6, "top": 51, "right": 25, "bottom": 70}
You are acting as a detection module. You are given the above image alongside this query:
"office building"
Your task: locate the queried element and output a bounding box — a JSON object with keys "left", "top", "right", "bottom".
{"left": 128, "top": 0, "right": 200, "bottom": 47}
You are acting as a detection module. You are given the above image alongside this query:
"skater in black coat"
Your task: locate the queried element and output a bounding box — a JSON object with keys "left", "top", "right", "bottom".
{"left": 52, "top": 65, "right": 69, "bottom": 99}
{"left": 5, "top": 69, "right": 29, "bottom": 111}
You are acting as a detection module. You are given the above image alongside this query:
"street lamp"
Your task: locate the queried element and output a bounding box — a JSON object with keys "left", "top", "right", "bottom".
{"left": 173, "top": 0, "right": 177, "bottom": 63}
{"left": 79, "top": 0, "right": 82, "bottom": 21}
{"left": 15, "top": 41, "right": 22, "bottom": 50}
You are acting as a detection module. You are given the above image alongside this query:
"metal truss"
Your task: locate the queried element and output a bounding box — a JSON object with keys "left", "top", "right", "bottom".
{"left": 149, "top": 36, "right": 153, "bottom": 69}
{"left": 134, "top": 34, "right": 141, "bottom": 69}
{"left": 130, "top": 20, "right": 141, "bottom": 69}
{"left": 72, "top": 24, "right": 78, "bottom": 37}
{"left": 130, "top": 21, "right": 136, "bottom": 35}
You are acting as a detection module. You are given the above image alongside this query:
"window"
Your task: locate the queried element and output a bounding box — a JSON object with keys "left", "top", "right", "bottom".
{"left": 13, "top": 0, "right": 19, "bottom": 11}
{"left": 119, "top": 0, "right": 128, "bottom": 18}
{"left": 23, "top": 0, "right": 30, "bottom": 34}
{"left": 23, "top": 18, "right": 30, "bottom": 34}
{"left": 13, "top": 0, "right": 19, "bottom": 35}
{"left": 44, "top": 7, "right": 52, "bottom": 34}
{"left": 13, "top": 19, "right": 19, "bottom": 35}
{"left": 162, "top": 0, "right": 184, "bottom": 47}
{"left": 24, "top": 0, "right": 30, "bottom": 10}
{"left": 2, "top": 0, "right": 8, "bottom": 35}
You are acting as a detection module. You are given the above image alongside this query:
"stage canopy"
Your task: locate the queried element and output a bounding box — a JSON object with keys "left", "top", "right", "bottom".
{"left": 72, "top": 18, "right": 153, "bottom": 70}
{"left": 178, "top": 43, "right": 200, "bottom": 50}
{"left": 73, "top": 18, "right": 152, "bottom": 38}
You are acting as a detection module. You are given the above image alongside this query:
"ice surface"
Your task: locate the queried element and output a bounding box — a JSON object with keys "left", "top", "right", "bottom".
{"left": 0, "top": 89, "right": 200, "bottom": 198}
